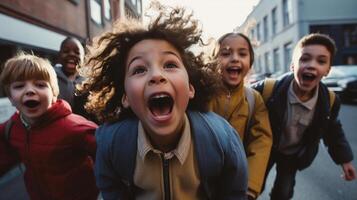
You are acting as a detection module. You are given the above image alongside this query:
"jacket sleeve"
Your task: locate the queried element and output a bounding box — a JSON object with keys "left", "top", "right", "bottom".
{"left": 80, "top": 122, "right": 97, "bottom": 160}
{"left": 322, "top": 95, "right": 354, "bottom": 164}
{"left": 219, "top": 124, "right": 248, "bottom": 200}
{"left": 244, "top": 91, "right": 273, "bottom": 195}
{"left": 95, "top": 126, "right": 128, "bottom": 200}
{"left": 0, "top": 123, "right": 20, "bottom": 177}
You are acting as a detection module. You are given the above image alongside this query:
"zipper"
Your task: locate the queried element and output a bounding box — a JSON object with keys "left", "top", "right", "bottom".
{"left": 25, "top": 128, "right": 47, "bottom": 199}
{"left": 161, "top": 154, "right": 171, "bottom": 200}
{"left": 224, "top": 90, "right": 231, "bottom": 117}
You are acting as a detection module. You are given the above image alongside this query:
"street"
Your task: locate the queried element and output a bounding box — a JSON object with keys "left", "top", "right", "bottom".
{"left": 1, "top": 103, "right": 357, "bottom": 200}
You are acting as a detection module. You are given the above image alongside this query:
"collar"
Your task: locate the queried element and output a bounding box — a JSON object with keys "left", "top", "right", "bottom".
{"left": 288, "top": 81, "right": 318, "bottom": 110}
{"left": 54, "top": 64, "right": 83, "bottom": 83}
{"left": 137, "top": 114, "right": 191, "bottom": 165}
{"left": 20, "top": 114, "right": 31, "bottom": 130}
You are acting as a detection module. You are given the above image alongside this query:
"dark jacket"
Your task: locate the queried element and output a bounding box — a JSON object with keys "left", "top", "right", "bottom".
{"left": 253, "top": 73, "right": 353, "bottom": 170}
{"left": 0, "top": 100, "right": 98, "bottom": 200}
{"left": 95, "top": 111, "right": 248, "bottom": 200}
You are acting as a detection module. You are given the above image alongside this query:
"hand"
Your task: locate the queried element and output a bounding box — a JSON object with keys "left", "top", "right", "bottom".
{"left": 341, "top": 162, "right": 357, "bottom": 181}
{"left": 247, "top": 194, "right": 255, "bottom": 200}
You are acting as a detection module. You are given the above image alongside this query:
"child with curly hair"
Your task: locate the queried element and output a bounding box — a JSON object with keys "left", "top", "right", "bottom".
{"left": 79, "top": 4, "right": 248, "bottom": 200}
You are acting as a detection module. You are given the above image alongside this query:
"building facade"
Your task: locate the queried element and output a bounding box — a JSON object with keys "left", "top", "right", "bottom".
{"left": 0, "top": 0, "right": 142, "bottom": 66}
{"left": 237, "top": 0, "right": 357, "bottom": 75}
{"left": 0, "top": 0, "right": 142, "bottom": 118}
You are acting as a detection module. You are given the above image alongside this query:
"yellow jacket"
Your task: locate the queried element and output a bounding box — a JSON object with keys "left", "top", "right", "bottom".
{"left": 209, "top": 83, "right": 272, "bottom": 196}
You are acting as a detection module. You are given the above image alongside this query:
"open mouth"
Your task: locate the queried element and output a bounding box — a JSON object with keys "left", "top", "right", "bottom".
{"left": 226, "top": 67, "right": 242, "bottom": 74}
{"left": 24, "top": 100, "right": 40, "bottom": 108}
{"left": 302, "top": 73, "right": 317, "bottom": 81}
{"left": 148, "top": 93, "right": 174, "bottom": 117}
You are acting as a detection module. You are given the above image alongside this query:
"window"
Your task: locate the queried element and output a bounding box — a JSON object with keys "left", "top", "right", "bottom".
{"left": 256, "top": 56, "right": 262, "bottom": 72}
{"left": 137, "top": 0, "right": 142, "bottom": 15}
{"left": 272, "top": 7, "right": 277, "bottom": 35}
{"left": 282, "top": 0, "right": 292, "bottom": 27}
{"left": 273, "top": 48, "right": 280, "bottom": 72}
{"left": 343, "top": 24, "right": 357, "bottom": 47}
{"left": 264, "top": 52, "right": 271, "bottom": 73}
{"left": 284, "top": 42, "right": 292, "bottom": 69}
{"left": 104, "top": 0, "right": 111, "bottom": 20}
{"left": 263, "top": 16, "right": 268, "bottom": 42}
{"left": 90, "top": 0, "right": 102, "bottom": 25}
{"left": 250, "top": 28, "right": 255, "bottom": 40}
{"left": 257, "top": 22, "right": 261, "bottom": 41}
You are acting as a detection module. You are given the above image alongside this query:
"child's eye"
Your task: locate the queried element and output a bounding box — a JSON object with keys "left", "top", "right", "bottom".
{"left": 12, "top": 84, "right": 24, "bottom": 89}
{"left": 239, "top": 52, "right": 248, "bottom": 57}
{"left": 165, "top": 62, "right": 178, "bottom": 69}
{"left": 318, "top": 59, "right": 327, "bottom": 65}
{"left": 132, "top": 66, "right": 147, "bottom": 75}
{"left": 300, "top": 56, "right": 310, "bottom": 62}
{"left": 36, "top": 82, "right": 48, "bottom": 88}
{"left": 220, "top": 51, "right": 231, "bottom": 57}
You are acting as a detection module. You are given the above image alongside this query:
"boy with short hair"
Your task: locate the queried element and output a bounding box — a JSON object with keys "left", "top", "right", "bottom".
{"left": 0, "top": 53, "right": 98, "bottom": 200}
{"left": 253, "top": 33, "right": 356, "bottom": 199}
{"left": 55, "top": 36, "right": 85, "bottom": 108}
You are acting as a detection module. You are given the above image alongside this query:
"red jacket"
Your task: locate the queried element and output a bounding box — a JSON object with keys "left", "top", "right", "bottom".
{"left": 0, "top": 100, "right": 98, "bottom": 200}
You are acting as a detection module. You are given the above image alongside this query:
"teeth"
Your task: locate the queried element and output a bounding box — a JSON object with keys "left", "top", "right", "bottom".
{"left": 151, "top": 94, "right": 169, "bottom": 99}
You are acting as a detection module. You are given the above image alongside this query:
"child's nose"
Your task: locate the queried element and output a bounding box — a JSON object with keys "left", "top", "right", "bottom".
{"left": 231, "top": 53, "right": 239, "bottom": 62}
{"left": 149, "top": 70, "right": 167, "bottom": 85}
{"left": 25, "top": 86, "right": 36, "bottom": 95}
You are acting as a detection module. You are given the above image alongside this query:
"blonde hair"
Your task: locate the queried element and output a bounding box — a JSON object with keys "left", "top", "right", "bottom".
{"left": 0, "top": 52, "right": 59, "bottom": 97}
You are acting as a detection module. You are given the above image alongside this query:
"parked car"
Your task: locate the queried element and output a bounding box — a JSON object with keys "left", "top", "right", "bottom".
{"left": 322, "top": 65, "right": 357, "bottom": 101}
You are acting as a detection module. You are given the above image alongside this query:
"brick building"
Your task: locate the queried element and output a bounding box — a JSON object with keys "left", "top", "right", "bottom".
{"left": 0, "top": 0, "right": 142, "bottom": 67}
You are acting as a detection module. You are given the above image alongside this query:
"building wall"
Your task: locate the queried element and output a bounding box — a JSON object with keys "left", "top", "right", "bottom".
{"left": 238, "top": 0, "right": 357, "bottom": 75}
{"left": 0, "top": 0, "right": 87, "bottom": 39}
{"left": 0, "top": 0, "right": 142, "bottom": 100}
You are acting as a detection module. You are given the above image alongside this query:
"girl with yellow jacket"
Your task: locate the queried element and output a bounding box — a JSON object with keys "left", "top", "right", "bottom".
{"left": 209, "top": 33, "right": 272, "bottom": 200}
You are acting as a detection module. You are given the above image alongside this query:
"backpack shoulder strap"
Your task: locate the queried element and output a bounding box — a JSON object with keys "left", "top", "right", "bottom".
{"left": 328, "top": 90, "right": 336, "bottom": 111}
{"left": 4, "top": 119, "right": 13, "bottom": 143}
{"left": 262, "top": 78, "right": 277, "bottom": 103}
{"left": 244, "top": 86, "right": 255, "bottom": 136}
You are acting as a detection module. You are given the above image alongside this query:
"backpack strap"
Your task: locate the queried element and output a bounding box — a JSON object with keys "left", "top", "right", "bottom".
{"left": 328, "top": 90, "right": 335, "bottom": 111}
{"left": 244, "top": 86, "right": 255, "bottom": 137}
{"left": 4, "top": 119, "right": 13, "bottom": 144}
{"left": 262, "top": 78, "right": 277, "bottom": 103}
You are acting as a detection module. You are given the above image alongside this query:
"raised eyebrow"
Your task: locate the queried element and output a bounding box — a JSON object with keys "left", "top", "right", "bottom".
{"left": 163, "top": 51, "right": 181, "bottom": 60}
{"left": 127, "top": 55, "right": 142, "bottom": 67}
{"left": 317, "top": 55, "right": 329, "bottom": 59}
{"left": 238, "top": 48, "right": 249, "bottom": 52}
{"left": 220, "top": 46, "right": 231, "bottom": 51}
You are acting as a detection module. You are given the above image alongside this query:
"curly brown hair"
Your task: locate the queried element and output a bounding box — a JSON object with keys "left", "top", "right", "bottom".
{"left": 78, "top": 4, "right": 223, "bottom": 123}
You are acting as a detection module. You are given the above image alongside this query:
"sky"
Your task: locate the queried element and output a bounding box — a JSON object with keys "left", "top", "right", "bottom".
{"left": 142, "top": 0, "right": 260, "bottom": 39}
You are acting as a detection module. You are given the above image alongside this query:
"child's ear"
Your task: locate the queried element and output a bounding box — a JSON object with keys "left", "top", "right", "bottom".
{"left": 189, "top": 84, "right": 195, "bottom": 99}
{"left": 290, "top": 63, "right": 294, "bottom": 72}
{"left": 121, "top": 93, "right": 130, "bottom": 108}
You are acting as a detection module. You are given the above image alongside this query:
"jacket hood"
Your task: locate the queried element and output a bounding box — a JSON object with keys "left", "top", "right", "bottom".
{"left": 11, "top": 99, "right": 72, "bottom": 129}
